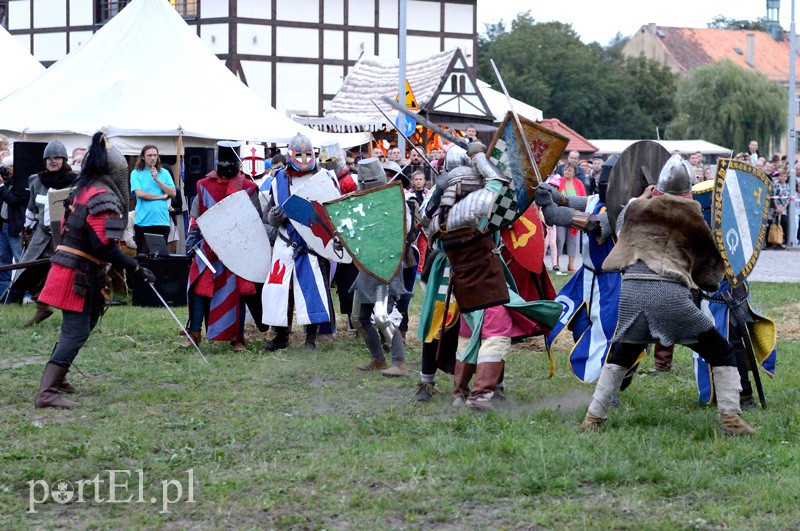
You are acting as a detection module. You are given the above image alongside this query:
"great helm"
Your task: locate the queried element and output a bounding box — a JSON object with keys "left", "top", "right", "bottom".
{"left": 288, "top": 133, "right": 316, "bottom": 172}
{"left": 356, "top": 157, "right": 387, "bottom": 190}
{"left": 43, "top": 140, "right": 68, "bottom": 161}
{"left": 656, "top": 154, "right": 694, "bottom": 196}
{"left": 216, "top": 141, "right": 241, "bottom": 178}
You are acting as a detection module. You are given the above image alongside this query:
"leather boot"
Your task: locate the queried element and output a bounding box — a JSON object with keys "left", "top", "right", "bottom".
{"left": 35, "top": 363, "right": 80, "bottom": 409}
{"left": 452, "top": 360, "right": 476, "bottom": 407}
{"left": 304, "top": 324, "right": 318, "bottom": 350}
{"left": 357, "top": 327, "right": 387, "bottom": 370}
{"left": 48, "top": 343, "right": 76, "bottom": 393}
{"left": 413, "top": 380, "right": 438, "bottom": 401}
{"left": 24, "top": 301, "right": 54, "bottom": 327}
{"left": 381, "top": 363, "right": 408, "bottom": 377}
{"left": 582, "top": 363, "right": 628, "bottom": 430}
{"left": 713, "top": 365, "right": 755, "bottom": 436}
{"left": 467, "top": 361, "right": 505, "bottom": 411}
{"left": 357, "top": 359, "right": 388, "bottom": 371}
{"left": 263, "top": 326, "right": 290, "bottom": 351}
{"left": 180, "top": 331, "right": 202, "bottom": 349}
{"left": 653, "top": 342, "right": 674, "bottom": 372}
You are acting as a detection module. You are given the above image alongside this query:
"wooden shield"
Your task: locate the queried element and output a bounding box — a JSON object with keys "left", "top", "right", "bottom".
{"left": 487, "top": 112, "right": 568, "bottom": 214}
{"left": 323, "top": 181, "right": 406, "bottom": 283}
{"left": 501, "top": 203, "right": 545, "bottom": 274}
{"left": 606, "top": 140, "right": 671, "bottom": 232}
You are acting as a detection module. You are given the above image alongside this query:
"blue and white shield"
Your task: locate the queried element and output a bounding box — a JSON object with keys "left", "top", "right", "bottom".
{"left": 711, "top": 158, "right": 772, "bottom": 288}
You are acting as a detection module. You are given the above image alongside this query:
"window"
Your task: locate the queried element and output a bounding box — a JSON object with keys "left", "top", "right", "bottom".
{"left": 95, "top": 0, "right": 129, "bottom": 24}
{"left": 170, "top": 0, "right": 197, "bottom": 19}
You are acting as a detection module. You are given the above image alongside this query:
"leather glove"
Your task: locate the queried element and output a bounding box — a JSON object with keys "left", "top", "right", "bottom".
{"left": 185, "top": 229, "right": 202, "bottom": 253}
{"left": 134, "top": 266, "right": 156, "bottom": 284}
{"left": 467, "top": 142, "right": 487, "bottom": 156}
{"left": 267, "top": 205, "right": 287, "bottom": 227}
{"left": 535, "top": 186, "right": 554, "bottom": 207}
{"left": 20, "top": 228, "right": 33, "bottom": 249}
{"left": 585, "top": 214, "right": 602, "bottom": 235}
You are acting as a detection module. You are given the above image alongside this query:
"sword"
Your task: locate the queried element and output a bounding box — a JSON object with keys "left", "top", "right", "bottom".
{"left": 370, "top": 100, "right": 441, "bottom": 177}
{"left": 189, "top": 243, "right": 217, "bottom": 274}
{"left": 380, "top": 96, "right": 470, "bottom": 151}
{"left": 722, "top": 290, "right": 766, "bottom": 408}
{"left": 147, "top": 282, "right": 209, "bottom": 364}
{"left": 489, "top": 58, "right": 543, "bottom": 189}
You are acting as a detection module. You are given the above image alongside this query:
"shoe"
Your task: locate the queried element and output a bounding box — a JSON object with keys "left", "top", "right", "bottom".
{"left": 381, "top": 363, "right": 408, "bottom": 377}
{"left": 720, "top": 414, "right": 755, "bottom": 436}
{"left": 581, "top": 411, "right": 605, "bottom": 431}
{"left": 451, "top": 396, "right": 467, "bottom": 408}
{"left": 413, "top": 381, "right": 438, "bottom": 402}
{"left": 357, "top": 359, "right": 388, "bottom": 371}
{"left": 552, "top": 265, "right": 560, "bottom": 272}
{"left": 263, "top": 327, "right": 290, "bottom": 352}
{"left": 231, "top": 338, "right": 247, "bottom": 352}
{"left": 740, "top": 395, "right": 757, "bottom": 410}
{"left": 466, "top": 396, "right": 495, "bottom": 411}
{"left": 24, "top": 302, "right": 54, "bottom": 327}
{"left": 58, "top": 379, "right": 77, "bottom": 394}
{"left": 180, "top": 331, "right": 202, "bottom": 349}
{"left": 304, "top": 340, "right": 317, "bottom": 351}
{"left": 35, "top": 363, "right": 80, "bottom": 409}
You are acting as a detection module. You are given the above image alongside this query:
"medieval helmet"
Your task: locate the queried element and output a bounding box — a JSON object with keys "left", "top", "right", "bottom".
{"left": 356, "top": 157, "right": 387, "bottom": 190}
{"left": 217, "top": 140, "right": 241, "bottom": 178}
{"left": 319, "top": 141, "right": 345, "bottom": 172}
{"left": 382, "top": 160, "right": 409, "bottom": 187}
{"left": 444, "top": 144, "right": 470, "bottom": 172}
{"left": 43, "top": 140, "right": 68, "bottom": 161}
{"left": 288, "top": 133, "right": 316, "bottom": 172}
{"left": 598, "top": 154, "right": 618, "bottom": 204}
{"left": 656, "top": 154, "right": 694, "bottom": 196}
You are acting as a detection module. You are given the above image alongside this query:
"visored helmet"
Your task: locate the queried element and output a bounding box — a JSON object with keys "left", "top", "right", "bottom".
{"left": 356, "top": 157, "right": 387, "bottom": 190}
{"left": 288, "top": 133, "right": 316, "bottom": 172}
{"left": 216, "top": 140, "right": 241, "bottom": 178}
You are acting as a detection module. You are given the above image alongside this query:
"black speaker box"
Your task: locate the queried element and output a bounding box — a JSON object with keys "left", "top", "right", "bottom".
{"left": 183, "top": 147, "right": 214, "bottom": 197}
{"left": 130, "top": 255, "right": 190, "bottom": 307}
{"left": 13, "top": 141, "right": 47, "bottom": 192}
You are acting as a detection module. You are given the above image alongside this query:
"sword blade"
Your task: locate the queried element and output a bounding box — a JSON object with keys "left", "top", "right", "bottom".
{"left": 0, "top": 257, "right": 51, "bottom": 273}
{"left": 147, "top": 282, "right": 209, "bottom": 364}
{"left": 490, "top": 59, "right": 543, "bottom": 189}
{"left": 379, "top": 96, "right": 470, "bottom": 150}
{"left": 194, "top": 247, "right": 217, "bottom": 274}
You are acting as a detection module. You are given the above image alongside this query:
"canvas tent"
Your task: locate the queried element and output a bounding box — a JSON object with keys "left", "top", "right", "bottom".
{"left": 476, "top": 79, "right": 543, "bottom": 122}
{"left": 0, "top": 0, "right": 369, "bottom": 155}
{"left": 590, "top": 139, "right": 732, "bottom": 156}
{"left": 0, "top": 25, "right": 45, "bottom": 100}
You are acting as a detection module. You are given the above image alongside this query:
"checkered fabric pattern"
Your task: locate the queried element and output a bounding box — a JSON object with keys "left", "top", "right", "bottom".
{"left": 488, "top": 184, "right": 518, "bottom": 231}
{"left": 489, "top": 140, "right": 515, "bottom": 181}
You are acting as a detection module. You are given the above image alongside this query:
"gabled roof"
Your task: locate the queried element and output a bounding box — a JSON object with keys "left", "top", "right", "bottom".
{"left": 636, "top": 26, "right": 798, "bottom": 83}
{"left": 538, "top": 118, "right": 597, "bottom": 154}
{"left": 0, "top": 0, "right": 368, "bottom": 152}
{"left": 301, "top": 48, "right": 494, "bottom": 132}
{"left": 0, "top": 25, "right": 45, "bottom": 99}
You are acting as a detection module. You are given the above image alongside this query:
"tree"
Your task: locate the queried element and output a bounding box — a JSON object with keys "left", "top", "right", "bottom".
{"left": 707, "top": 16, "right": 768, "bottom": 31}
{"left": 476, "top": 13, "right": 676, "bottom": 139}
{"left": 667, "top": 60, "right": 786, "bottom": 151}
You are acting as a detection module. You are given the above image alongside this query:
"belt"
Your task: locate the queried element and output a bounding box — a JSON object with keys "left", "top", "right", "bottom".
{"left": 56, "top": 245, "right": 104, "bottom": 266}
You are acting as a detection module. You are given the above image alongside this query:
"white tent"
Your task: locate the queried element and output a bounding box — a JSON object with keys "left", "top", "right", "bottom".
{"left": 0, "top": 26, "right": 45, "bottom": 100}
{"left": 590, "top": 139, "right": 732, "bottom": 156}
{"left": 0, "top": 0, "right": 369, "bottom": 154}
{"left": 476, "top": 79, "right": 543, "bottom": 122}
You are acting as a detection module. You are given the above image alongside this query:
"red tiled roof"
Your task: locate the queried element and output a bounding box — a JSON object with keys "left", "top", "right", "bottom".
{"left": 538, "top": 118, "right": 598, "bottom": 153}
{"left": 656, "top": 27, "right": 797, "bottom": 83}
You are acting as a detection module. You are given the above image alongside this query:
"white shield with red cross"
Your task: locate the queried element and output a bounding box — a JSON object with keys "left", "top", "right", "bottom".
{"left": 241, "top": 143, "right": 266, "bottom": 179}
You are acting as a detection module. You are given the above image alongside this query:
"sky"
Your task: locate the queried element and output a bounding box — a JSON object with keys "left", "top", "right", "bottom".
{"left": 476, "top": 0, "right": 796, "bottom": 46}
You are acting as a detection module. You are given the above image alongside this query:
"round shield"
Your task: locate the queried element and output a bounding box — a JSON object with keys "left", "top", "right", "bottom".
{"left": 606, "top": 141, "right": 671, "bottom": 232}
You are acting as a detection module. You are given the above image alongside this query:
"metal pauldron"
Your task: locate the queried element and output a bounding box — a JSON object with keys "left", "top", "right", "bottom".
{"left": 471, "top": 152, "right": 510, "bottom": 184}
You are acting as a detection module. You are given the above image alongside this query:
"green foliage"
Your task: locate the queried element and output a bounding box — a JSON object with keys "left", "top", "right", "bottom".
{"left": 707, "top": 15, "right": 768, "bottom": 31}
{"left": 668, "top": 59, "right": 787, "bottom": 150}
{"left": 0, "top": 280, "right": 798, "bottom": 527}
{"left": 477, "top": 12, "right": 678, "bottom": 140}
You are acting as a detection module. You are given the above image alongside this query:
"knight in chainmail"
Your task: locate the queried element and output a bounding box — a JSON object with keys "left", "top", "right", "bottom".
{"left": 351, "top": 158, "right": 409, "bottom": 377}
{"left": 582, "top": 154, "right": 755, "bottom": 436}
{"left": 416, "top": 143, "right": 561, "bottom": 410}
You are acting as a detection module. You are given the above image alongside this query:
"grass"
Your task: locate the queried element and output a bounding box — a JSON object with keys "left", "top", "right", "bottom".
{"left": 0, "top": 277, "right": 798, "bottom": 529}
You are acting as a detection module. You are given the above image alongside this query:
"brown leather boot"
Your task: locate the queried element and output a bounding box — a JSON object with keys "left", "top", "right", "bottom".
{"left": 653, "top": 342, "right": 674, "bottom": 372}
{"left": 58, "top": 379, "right": 77, "bottom": 394}
{"left": 35, "top": 363, "right": 80, "bottom": 409}
{"left": 720, "top": 414, "right": 756, "bottom": 436}
{"left": 357, "top": 359, "right": 388, "bottom": 371}
{"left": 180, "top": 331, "right": 202, "bottom": 349}
{"left": 581, "top": 412, "right": 605, "bottom": 431}
{"left": 381, "top": 363, "right": 408, "bottom": 377}
{"left": 24, "top": 301, "right": 54, "bottom": 327}
{"left": 452, "top": 361, "right": 476, "bottom": 407}
{"left": 467, "top": 361, "right": 505, "bottom": 411}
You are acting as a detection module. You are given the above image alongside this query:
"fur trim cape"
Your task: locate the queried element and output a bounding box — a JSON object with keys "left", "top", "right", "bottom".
{"left": 602, "top": 194, "right": 724, "bottom": 291}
